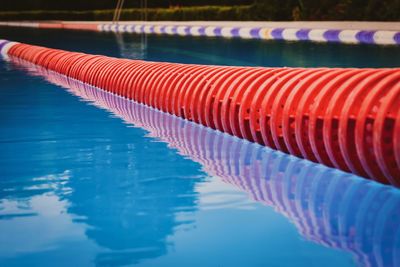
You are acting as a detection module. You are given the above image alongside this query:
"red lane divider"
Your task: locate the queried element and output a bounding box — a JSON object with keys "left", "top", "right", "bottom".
{"left": 5, "top": 42, "right": 400, "bottom": 186}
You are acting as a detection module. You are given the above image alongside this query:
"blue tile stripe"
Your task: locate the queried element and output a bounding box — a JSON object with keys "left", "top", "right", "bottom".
{"left": 296, "top": 29, "right": 310, "bottom": 40}
{"left": 323, "top": 29, "right": 341, "bottom": 42}
{"left": 97, "top": 23, "right": 400, "bottom": 45}
{"left": 214, "top": 27, "right": 222, "bottom": 37}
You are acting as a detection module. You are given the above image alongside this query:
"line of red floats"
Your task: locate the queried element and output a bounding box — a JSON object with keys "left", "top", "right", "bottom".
{"left": 6, "top": 42, "right": 400, "bottom": 186}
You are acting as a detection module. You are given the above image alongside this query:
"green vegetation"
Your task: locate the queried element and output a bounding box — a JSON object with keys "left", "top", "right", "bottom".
{"left": 0, "top": 0, "right": 252, "bottom": 11}
{"left": 0, "top": 1, "right": 398, "bottom": 21}
{"left": 0, "top": 6, "right": 253, "bottom": 21}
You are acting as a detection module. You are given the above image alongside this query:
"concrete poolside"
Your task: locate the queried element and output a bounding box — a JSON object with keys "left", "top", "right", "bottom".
{"left": 1, "top": 20, "right": 399, "bottom": 45}
{"left": 32, "top": 20, "right": 400, "bottom": 31}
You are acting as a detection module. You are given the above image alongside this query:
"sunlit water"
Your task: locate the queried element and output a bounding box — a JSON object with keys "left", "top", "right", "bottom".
{"left": 0, "top": 27, "right": 399, "bottom": 267}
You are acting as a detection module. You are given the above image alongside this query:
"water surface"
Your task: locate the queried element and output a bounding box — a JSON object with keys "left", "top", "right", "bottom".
{"left": 0, "top": 27, "right": 399, "bottom": 267}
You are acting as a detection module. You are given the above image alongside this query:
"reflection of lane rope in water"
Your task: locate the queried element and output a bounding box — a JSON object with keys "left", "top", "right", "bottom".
{"left": 13, "top": 59, "right": 400, "bottom": 267}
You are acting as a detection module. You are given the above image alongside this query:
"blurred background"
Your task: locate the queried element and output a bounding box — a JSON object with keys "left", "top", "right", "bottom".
{"left": 0, "top": 0, "right": 399, "bottom": 21}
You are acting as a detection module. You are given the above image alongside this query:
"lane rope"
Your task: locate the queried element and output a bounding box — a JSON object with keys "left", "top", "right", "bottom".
{"left": 1, "top": 40, "right": 399, "bottom": 186}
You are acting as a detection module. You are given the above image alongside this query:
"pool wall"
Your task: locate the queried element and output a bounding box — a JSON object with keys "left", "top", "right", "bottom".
{"left": 0, "top": 21, "right": 399, "bottom": 45}
{"left": 1, "top": 40, "right": 399, "bottom": 186}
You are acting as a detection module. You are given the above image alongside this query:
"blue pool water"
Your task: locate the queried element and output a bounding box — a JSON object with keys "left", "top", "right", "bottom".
{"left": 0, "top": 27, "right": 400, "bottom": 267}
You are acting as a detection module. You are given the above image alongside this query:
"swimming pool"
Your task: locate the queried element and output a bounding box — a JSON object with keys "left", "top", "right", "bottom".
{"left": 0, "top": 27, "right": 399, "bottom": 267}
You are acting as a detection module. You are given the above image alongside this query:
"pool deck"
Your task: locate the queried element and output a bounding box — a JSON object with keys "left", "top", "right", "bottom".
{"left": 0, "top": 20, "right": 399, "bottom": 45}
{"left": 64, "top": 21, "right": 400, "bottom": 31}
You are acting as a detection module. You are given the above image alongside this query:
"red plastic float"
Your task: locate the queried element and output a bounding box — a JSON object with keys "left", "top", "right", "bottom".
{"left": 4, "top": 42, "right": 400, "bottom": 186}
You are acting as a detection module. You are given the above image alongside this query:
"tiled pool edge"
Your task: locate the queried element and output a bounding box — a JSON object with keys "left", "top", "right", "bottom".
{"left": 0, "top": 21, "right": 399, "bottom": 45}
